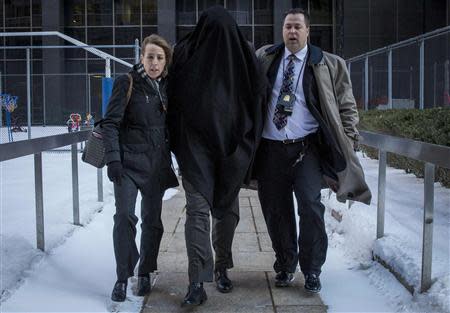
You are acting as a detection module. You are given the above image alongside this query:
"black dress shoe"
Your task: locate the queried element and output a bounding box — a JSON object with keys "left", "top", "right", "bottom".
{"left": 275, "top": 271, "right": 295, "bottom": 287}
{"left": 181, "top": 282, "right": 207, "bottom": 306}
{"left": 137, "top": 274, "right": 151, "bottom": 296}
{"left": 111, "top": 281, "right": 127, "bottom": 302}
{"left": 304, "top": 273, "right": 321, "bottom": 293}
{"left": 215, "top": 268, "right": 233, "bottom": 293}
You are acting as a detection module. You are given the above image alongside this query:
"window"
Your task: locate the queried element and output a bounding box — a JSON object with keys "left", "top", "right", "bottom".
{"left": 115, "top": 0, "right": 140, "bottom": 26}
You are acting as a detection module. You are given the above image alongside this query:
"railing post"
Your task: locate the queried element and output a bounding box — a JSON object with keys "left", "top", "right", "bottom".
{"left": 364, "top": 56, "right": 369, "bottom": 111}
{"left": 377, "top": 150, "right": 387, "bottom": 239}
{"left": 26, "top": 48, "right": 32, "bottom": 139}
{"left": 421, "top": 162, "right": 435, "bottom": 292}
{"left": 388, "top": 49, "right": 392, "bottom": 109}
{"left": 97, "top": 168, "right": 103, "bottom": 202}
{"left": 71, "top": 143, "right": 80, "bottom": 225}
{"left": 134, "top": 38, "right": 140, "bottom": 65}
{"left": 419, "top": 39, "right": 424, "bottom": 110}
{"left": 0, "top": 70, "right": 3, "bottom": 128}
{"left": 34, "top": 152, "right": 45, "bottom": 251}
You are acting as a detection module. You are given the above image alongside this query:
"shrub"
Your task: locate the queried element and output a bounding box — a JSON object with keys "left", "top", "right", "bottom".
{"left": 358, "top": 108, "right": 450, "bottom": 188}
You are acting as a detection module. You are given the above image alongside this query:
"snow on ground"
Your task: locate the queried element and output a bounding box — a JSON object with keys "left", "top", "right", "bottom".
{"left": 321, "top": 152, "right": 450, "bottom": 313}
{"left": 1, "top": 134, "right": 449, "bottom": 312}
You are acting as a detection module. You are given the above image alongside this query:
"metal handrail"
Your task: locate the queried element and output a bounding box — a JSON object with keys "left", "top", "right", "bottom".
{"left": 0, "top": 130, "right": 90, "bottom": 162}
{"left": 359, "top": 130, "right": 450, "bottom": 293}
{"left": 0, "top": 31, "right": 133, "bottom": 67}
{"left": 361, "top": 131, "right": 450, "bottom": 169}
{"left": 347, "top": 25, "right": 450, "bottom": 62}
{"left": 0, "top": 131, "right": 103, "bottom": 251}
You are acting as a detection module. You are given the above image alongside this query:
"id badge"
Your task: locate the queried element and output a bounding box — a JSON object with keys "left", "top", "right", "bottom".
{"left": 278, "top": 92, "right": 296, "bottom": 116}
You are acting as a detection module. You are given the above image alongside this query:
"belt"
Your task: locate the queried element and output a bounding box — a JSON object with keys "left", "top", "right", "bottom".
{"left": 263, "top": 133, "right": 316, "bottom": 145}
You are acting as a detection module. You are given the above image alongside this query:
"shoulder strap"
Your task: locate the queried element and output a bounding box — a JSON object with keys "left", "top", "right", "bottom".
{"left": 125, "top": 73, "right": 133, "bottom": 107}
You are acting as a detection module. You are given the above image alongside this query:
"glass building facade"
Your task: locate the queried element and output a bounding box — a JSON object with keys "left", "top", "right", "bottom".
{"left": 0, "top": 0, "right": 449, "bottom": 124}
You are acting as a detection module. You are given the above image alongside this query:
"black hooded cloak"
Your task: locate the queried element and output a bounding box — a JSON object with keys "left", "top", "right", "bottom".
{"left": 168, "top": 6, "right": 267, "bottom": 217}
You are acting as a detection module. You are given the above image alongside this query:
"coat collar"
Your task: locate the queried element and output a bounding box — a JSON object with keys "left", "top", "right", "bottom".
{"left": 265, "top": 43, "right": 323, "bottom": 65}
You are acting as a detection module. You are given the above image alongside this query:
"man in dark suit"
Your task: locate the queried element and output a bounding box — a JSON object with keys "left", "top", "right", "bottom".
{"left": 255, "top": 8, "right": 371, "bottom": 293}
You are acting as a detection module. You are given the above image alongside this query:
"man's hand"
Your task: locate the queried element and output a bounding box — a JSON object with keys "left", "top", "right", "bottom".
{"left": 107, "top": 161, "right": 124, "bottom": 185}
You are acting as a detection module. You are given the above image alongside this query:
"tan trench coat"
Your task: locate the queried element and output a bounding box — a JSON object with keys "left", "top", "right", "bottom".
{"left": 257, "top": 44, "right": 372, "bottom": 205}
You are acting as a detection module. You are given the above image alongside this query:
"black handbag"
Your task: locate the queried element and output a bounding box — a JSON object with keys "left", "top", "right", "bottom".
{"left": 82, "top": 74, "right": 133, "bottom": 168}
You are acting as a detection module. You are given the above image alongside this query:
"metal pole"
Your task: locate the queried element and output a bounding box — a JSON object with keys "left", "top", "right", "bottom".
{"left": 34, "top": 152, "right": 45, "bottom": 251}
{"left": 0, "top": 70, "right": 3, "bottom": 128}
{"left": 71, "top": 143, "right": 80, "bottom": 225}
{"left": 421, "top": 162, "right": 435, "bottom": 293}
{"left": 27, "top": 48, "right": 31, "bottom": 139}
{"left": 364, "top": 56, "right": 369, "bottom": 111}
{"left": 347, "top": 62, "right": 351, "bottom": 74}
{"left": 134, "top": 38, "right": 140, "bottom": 65}
{"left": 42, "top": 75, "right": 46, "bottom": 126}
{"left": 88, "top": 74, "right": 91, "bottom": 114}
{"left": 433, "top": 62, "right": 437, "bottom": 107}
{"left": 388, "top": 49, "right": 392, "bottom": 109}
{"left": 377, "top": 150, "right": 387, "bottom": 239}
{"left": 419, "top": 40, "right": 424, "bottom": 110}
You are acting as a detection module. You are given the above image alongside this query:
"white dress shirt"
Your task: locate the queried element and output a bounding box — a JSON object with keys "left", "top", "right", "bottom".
{"left": 262, "top": 45, "right": 319, "bottom": 140}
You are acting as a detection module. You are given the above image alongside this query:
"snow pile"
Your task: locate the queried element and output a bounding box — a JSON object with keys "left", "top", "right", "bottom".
{"left": 323, "top": 152, "right": 450, "bottom": 313}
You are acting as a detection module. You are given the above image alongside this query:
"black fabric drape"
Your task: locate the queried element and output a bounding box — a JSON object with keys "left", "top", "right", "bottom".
{"left": 168, "top": 6, "right": 266, "bottom": 216}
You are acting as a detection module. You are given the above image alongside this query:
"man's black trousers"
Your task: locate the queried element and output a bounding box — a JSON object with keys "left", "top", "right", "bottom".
{"left": 113, "top": 174, "right": 164, "bottom": 281}
{"left": 257, "top": 138, "right": 327, "bottom": 275}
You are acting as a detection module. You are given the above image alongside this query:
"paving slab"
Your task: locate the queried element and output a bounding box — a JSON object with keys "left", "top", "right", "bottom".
{"left": 143, "top": 272, "right": 273, "bottom": 313}
{"left": 146, "top": 187, "right": 327, "bottom": 312}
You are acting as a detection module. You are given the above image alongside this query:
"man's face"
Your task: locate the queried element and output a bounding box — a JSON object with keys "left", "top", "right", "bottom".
{"left": 283, "top": 13, "right": 309, "bottom": 54}
{"left": 140, "top": 43, "right": 166, "bottom": 79}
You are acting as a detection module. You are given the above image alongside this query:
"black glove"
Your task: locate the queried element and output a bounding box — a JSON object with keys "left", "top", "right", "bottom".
{"left": 107, "top": 161, "right": 124, "bottom": 185}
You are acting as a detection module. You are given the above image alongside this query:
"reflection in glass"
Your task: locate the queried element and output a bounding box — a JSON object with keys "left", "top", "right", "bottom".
{"left": 32, "top": 0, "right": 42, "bottom": 27}
{"left": 143, "top": 26, "right": 158, "bottom": 39}
{"left": 5, "top": 0, "right": 31, "bottom": 27}
{"left": 254, "top": 0, "right": 273, "bottom": 24}
{"left": 176, "top": 0, "right": 196, "bottom": 25}
{"left": 64, "top": 28, "right": 86, "bottom": 59}
{"left": 142, "top": 0, "right": 158, "bottom": 25}
{"left": 115, "top": 27, "right": 140, "bottom": 58}
{"left": 198, "top": 0, "right": 224, "bottom": 17}
{"left": 115, "top": 0, "right": 140, "bottom": 26}
{"left": 227, "top": 0, "right": 252, "bottom": 25}
{"left": 254, "top": 26, "right": 272, "bottom": 49}
{"left": 176, "top": 26, "right": 195, "bottom": 42}
{"left": 87, "top": 0, "right": 113, "bottom": 26}
{"left": 87, "top": 27, "right": 113, "bottom": 55}
{"left": 64, "top": 0, "right": 85, "bottom": 26}
{"left": 310, "top": 26, "right": 332, "bottom": 52}
{"left": 309, "top": 0, "right": 331, "bottom": 24}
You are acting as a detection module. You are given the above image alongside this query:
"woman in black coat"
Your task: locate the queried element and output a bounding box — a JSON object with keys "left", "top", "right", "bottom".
{"left": 102, "top": 34, "right": 178, "bottom": 302}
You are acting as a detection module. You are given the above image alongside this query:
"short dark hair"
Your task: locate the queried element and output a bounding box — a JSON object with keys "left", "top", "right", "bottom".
{"left": 283, "top": 8, "right": 310, "bottom": 27}
{"left": 141, "top": 34, "right": 172, "bottom": 78}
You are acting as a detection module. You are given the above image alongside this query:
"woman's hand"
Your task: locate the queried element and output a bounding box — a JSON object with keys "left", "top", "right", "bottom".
{"left": 107, "top": 161, "right": 124, "bottom": 185}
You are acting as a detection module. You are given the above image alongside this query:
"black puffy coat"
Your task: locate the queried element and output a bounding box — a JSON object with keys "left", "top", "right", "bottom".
{"left": 102, "top": 65, "right": 178, "bottom": 194}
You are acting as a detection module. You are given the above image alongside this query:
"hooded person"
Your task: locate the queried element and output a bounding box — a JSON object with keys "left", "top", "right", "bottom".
{"left": 167, "top": 5, "right": 267, "bottom": 306}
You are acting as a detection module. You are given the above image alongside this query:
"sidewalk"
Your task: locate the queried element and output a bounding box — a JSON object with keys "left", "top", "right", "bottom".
{"left": 142, "top": 186, "right": 327, "bottom": 313}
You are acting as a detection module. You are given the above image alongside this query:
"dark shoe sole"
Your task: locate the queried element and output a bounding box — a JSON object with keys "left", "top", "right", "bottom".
{"left": 111, "top": 295, "right": 126, "bottom": 302}
{"left": 181, "top": 294, "right": 207, "bottom": 307}
{"left": 216, "top": 284, "right": 233, "bottom": 293}
{"left": 304, "top": 286, "right": 321, "bottom": 293}
{"left": 275, "top": 276, "right": 295, "bottom": 287}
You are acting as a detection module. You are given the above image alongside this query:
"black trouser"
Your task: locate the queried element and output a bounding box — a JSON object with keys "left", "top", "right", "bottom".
{"left": 257, "top": 138, "right": 327, "bottom": 275}
{"left": 183, "top": 179, "right": 239, "bottom": 283}
{"left": 113, "top": 174, "right": 164, "bottom": 281}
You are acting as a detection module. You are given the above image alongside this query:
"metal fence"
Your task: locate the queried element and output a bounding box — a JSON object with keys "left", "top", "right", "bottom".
{"left": 0, "top": 130, "right": 97, "bottom": 251}
{"left": 347, "top": 26, "right": 450, "bottom": 111}
{"left": 0, "top": 31, "right": 136, "bottom": 143}
{"left": 359, "top": 130, "right": 450, "bottom": 293}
